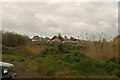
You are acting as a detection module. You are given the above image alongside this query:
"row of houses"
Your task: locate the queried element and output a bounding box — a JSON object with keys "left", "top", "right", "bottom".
{"left": 32, "top": 36, "right": 50, "bottom": 42}
{"left": 32, "top": 36, "right": 65, "bottom": 42}
{"left": 31, "top": 36, "right": 90, "bottom": 43}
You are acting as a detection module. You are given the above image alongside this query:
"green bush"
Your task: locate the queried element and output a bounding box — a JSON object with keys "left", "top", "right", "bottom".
{"left": 2, "top": 32, "right": 30, "bottom": 47}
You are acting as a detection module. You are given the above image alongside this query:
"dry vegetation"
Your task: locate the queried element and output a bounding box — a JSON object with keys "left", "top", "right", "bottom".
{"left": 84, "top": 42, "right": 118, "bottom": 59}
{"left": 22, "top": 44, "right": 44, "bottom": 55}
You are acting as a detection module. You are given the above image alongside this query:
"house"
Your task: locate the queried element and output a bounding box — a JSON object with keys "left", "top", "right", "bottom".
{"left": 52, "top": 37, "right": 61, "bottom": 42}
{"left": 63, "top": 39, "right": 73, "bottom": 43}
{"left": 81, "top": 40, "right": 91, "bottom": 43}
{"left": 76, "top": 39, "right": 81, "bottom": 43}
{"left": 32, "top": 36, "right": 43, "bottom": 42}
{"left": 42, "top": 37, "right": 51, "bottom": 42}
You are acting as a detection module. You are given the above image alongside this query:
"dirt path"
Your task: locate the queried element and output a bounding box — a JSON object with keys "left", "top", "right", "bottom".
{"left": 5, "top": 61, "right": 46, "bottom": 78}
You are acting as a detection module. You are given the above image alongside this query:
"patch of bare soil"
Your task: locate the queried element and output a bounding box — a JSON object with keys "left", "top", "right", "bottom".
{"left": 4, "top": 61, "right": 46, "bottom": 78}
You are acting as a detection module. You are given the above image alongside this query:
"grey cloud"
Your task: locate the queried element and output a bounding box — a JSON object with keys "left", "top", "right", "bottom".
{"left": 2, "top": 2, "right": 118, "bottom": 39}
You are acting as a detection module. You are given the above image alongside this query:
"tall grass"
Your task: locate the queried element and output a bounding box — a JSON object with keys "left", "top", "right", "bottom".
{"left": 21, "top": 44, "right": 44, "bottom": 56}
{"left": 78, "top": 33, "right": 119, "bottom": 59}
{"left": 84, "top": 41, "right": 118, "bottom": 59}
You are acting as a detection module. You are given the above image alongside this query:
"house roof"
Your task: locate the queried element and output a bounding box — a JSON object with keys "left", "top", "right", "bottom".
{"left": 32, "top": 36, "right": 41, "bottom": 40}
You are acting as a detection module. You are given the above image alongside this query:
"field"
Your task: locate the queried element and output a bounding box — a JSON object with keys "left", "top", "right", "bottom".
{"left": 1, "top": 32, "right": 120, "bottom": 78}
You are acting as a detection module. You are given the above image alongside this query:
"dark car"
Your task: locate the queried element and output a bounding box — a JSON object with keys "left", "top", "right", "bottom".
{"left": 0, "top": 62, "right": 16, "bottom": 79}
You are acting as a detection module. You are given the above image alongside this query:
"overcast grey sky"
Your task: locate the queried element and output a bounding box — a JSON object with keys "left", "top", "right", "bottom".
{"left": 2, "top": 2, "right": 118, "bottom": 40}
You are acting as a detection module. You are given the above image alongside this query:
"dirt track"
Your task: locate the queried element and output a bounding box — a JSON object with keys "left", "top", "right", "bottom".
{"left": 5, "top": 61, "right": 46, "bottom": 78}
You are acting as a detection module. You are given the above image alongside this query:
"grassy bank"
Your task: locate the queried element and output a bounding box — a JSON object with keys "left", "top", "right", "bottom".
{"left": 2, "top": 42, "right": 120, "bottom": 78}
{"left": 2, "top": 32, "right": 120, "bottom": 78}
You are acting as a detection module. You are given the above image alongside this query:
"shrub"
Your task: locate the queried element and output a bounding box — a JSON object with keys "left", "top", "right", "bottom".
{"left": 2, "top": 31, "right": 30, "bottom": 47}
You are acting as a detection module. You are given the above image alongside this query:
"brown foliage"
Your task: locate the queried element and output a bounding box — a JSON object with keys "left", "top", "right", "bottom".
{"left": 84, "top": 41, "right": 119, "bottom": 59}
{"left": 22, "top": 44, "right": 44, "bottom": 55}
